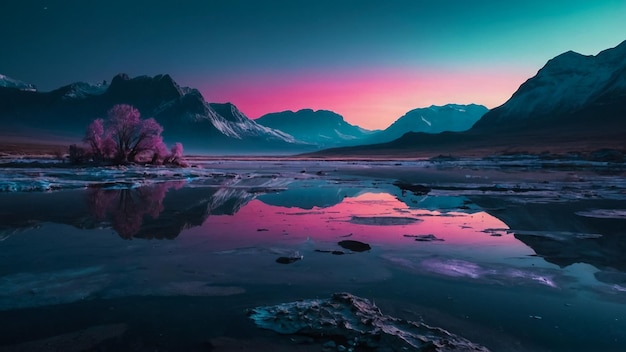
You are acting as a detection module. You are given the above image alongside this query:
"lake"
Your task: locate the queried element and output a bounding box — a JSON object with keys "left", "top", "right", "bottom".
{"left": 1, "top": 158, "right": 625, "bottom": 351}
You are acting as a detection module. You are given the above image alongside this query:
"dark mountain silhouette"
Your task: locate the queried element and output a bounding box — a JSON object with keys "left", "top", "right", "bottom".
{"left": 0, "top": 73, "right": 310, "bottom": 154}
{"left": 308, "top": 40, "right": 626, "bottom": 157}
{"left": 256, "top": 109, "right": 377, "bottom": 148}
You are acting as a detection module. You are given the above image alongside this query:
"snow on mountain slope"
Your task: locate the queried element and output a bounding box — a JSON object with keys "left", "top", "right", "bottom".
{"left": 59, "top": 81, "right": 109, "bottom": 99}
{"left": 0, "top": 73, "right": 304, "bottom": 152}
{"left": 474, "top": 39, "right": 626, "bottom": 128}
{"left": 209, "top": 103, "right": 297, "bottom": 142}
{"left": 368, "top": 104, "right": 487, "bottom": 143}
{"left": 256, "top": 109, "right": 375, "bottom": 147}
{"left": 0, "top": 74, "right": 37, "bottom": 92}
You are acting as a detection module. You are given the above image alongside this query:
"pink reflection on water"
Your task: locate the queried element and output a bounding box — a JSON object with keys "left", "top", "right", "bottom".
{"left": 88, "top": 181, "right": 185, "bottom": 239}
{"left": 197, "top": 192, "right": 531, "bottom": 256}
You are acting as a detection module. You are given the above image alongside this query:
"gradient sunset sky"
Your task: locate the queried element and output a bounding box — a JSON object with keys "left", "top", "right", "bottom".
{"left": 1, "top": 0, "right": 625, "bottom": 130}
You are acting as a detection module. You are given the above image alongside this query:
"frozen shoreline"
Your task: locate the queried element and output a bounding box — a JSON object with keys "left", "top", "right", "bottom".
{"left": 0, "top": 154, "right": 624, "bottom": 193}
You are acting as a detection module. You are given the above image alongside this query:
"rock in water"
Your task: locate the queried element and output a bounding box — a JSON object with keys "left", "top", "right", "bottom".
{"left": 276, "top": 256, "right": 301, "bottom": 264}
{"left": 394, "top": 181, "right": 432, "bottom": 196}
{"left": 404, "top": 234, "right": 445, "bottom": 242}
{"left": 338, "top": 240, "right": 371, "bottom": 252}
{"left": 248, "top": 292, "right": 490, "bottom": 352}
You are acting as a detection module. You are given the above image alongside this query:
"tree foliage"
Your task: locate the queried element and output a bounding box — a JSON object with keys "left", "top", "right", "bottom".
{"left": 80, "top": 104, "right": 186, "bottom": 166}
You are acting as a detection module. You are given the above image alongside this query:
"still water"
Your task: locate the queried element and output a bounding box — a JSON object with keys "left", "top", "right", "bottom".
{"left": 1, "top": 160, "right": 625, "bottom": 351}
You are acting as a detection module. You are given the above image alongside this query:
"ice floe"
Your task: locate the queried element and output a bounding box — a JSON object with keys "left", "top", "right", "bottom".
{"left": 249, "top": 292, "right": 490, "bottom": 352}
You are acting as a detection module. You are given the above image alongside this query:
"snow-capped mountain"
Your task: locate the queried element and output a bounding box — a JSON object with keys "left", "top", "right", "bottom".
{"left": 306, "top": 40, "right": 626, "bottom": 157}
{"left": 59, "top": 81, "right": 109, "bottom": 100}
{"left": 256, "top": 109, "right": 377, "bottom": 148}
{"left": 0, "top": 74, "right": 37, "bottom": 92}
{"left": 368, "top": 104, "right": 487, "bottom": 143}
{"left": 209, "top": 103, "right": 296, "bottom": 142}
{"left": 473, "top": 39, "right": 626, "bottom": 131}
{"left": 0, "top": 73, "right": 310, "bottom": 153}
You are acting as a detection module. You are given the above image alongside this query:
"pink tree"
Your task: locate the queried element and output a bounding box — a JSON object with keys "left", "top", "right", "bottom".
{"left": 106, "top": 104, "right": 168, "bottom": 163}
{"left": 80, "top": 104, "right": 184, "bottom": 165}
{"left": 84, "top": 118, "right": 117, "bottom": 161}
{"left": 170, "top": 142, "right": 183, "bottom": 159}
{"left": 83, "top": 119, "right": 105, "bottom": 161}
{"left": 164, "top": 142, "right": 188, "bottom": 166}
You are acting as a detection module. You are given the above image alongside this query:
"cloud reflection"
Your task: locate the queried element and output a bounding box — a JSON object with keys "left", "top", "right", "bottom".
{"left": 389, "top": 256, "right": 562, "bottom": 289}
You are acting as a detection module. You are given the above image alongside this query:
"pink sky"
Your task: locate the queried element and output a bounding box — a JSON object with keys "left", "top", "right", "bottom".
{"left": 200, "top": 66, "right": 531, "bottom": 130}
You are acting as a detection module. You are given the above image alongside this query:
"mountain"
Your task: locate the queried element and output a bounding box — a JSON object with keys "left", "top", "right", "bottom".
{"left": 256, "top": 109, "right": 377, "bottom": 148}
{"left": 368, "top": 104, "right": 487, "bottom": 143}
{"left": 473, "top": 40, "right": 626, "bottom": 133}
{"left": 0, "top": 74, "right": 37, "bottom": 92}
{"left": 308, "top": 40, "right": 626, "bottom": 157}
{"left": 0, "top": 73, "right": 310, "bottom": 154}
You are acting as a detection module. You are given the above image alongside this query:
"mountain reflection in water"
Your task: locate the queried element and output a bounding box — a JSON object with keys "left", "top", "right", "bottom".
{"left": 81, "top": 182, "right": 519, "bottom": 253}
{"left": 2, "top": 165, "right": 626, "bottom": 352}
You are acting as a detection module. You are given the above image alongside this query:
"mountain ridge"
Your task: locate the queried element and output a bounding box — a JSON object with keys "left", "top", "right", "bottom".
{"left": 307, "top": 40, "right": 626, "bottom": 157}
{"left": 473, "top": 39, "right": 626, "bottom": 130}
{"left": 256, "top": 109, "right": 375, "bottom": 148}
{"left": 0, "top": 73, "right": 309, "bottom": 154}
{"left": 366, "top": 103, "right": 488, "bottom": 144}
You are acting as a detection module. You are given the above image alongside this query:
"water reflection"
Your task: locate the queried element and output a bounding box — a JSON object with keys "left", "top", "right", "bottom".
{"left": 87, "top": 182, "right": 184, "bottom": 239}
{"left": 85, "top": 181, "right": 257, "bottom": 239}
{"left": 194, "top": 192, "right": 528, "bottom": 261}
{"left": 2, "top": 176, "right": 625, "bottom": 276}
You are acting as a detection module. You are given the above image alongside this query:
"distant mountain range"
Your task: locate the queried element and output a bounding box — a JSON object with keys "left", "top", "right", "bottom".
{"left": 255, "top": 105, "right": 487, "bottom": 148}
{"left": 0, "top": 73, "right": 486, "bottom": 154}
{"left": 311, "top": 39, "right": 626, "bottom": 157}
{"left": 256, "top": 109, "right": 377, "bottom": 148}
{"left": 0, "top": 73, "right": 307, "bottom": 154}
{"left": 365, "top": 104, "right": 487, "bottom": 144}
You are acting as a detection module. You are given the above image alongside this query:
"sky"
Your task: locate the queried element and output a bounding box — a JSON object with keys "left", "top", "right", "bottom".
{"left": 1, "top": 0, "right": 625, "bottom": 130}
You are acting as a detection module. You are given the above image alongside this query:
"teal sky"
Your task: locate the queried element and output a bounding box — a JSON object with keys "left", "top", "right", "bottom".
{"left": 1, "top": 0, "right": 625, "bottom": 129}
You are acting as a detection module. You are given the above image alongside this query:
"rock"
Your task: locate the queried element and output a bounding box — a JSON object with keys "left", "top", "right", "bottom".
{"left": 276, "top": 255, "right": 303, "bottom": 264}
{"left": 248, "top": 292, "right": 490, "bottom": 352}
{"left": 338, "top": 240, "right": 371, "bottom": 252}
{"left": 404, "top": 234, "right": 445, "bottom": 242}
{"left": 394, "top": 181, "right": 432, "bottom": 196}
{"left": 349, "top": 216, "right": 421, "bottom": 225}
{"left": 315, "top": 249, "right": 347, "bottom": 255}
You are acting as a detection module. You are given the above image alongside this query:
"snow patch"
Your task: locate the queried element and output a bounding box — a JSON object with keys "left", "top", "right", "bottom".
{"left": 0, "top": 73, "right": 37, "bottom": 92}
